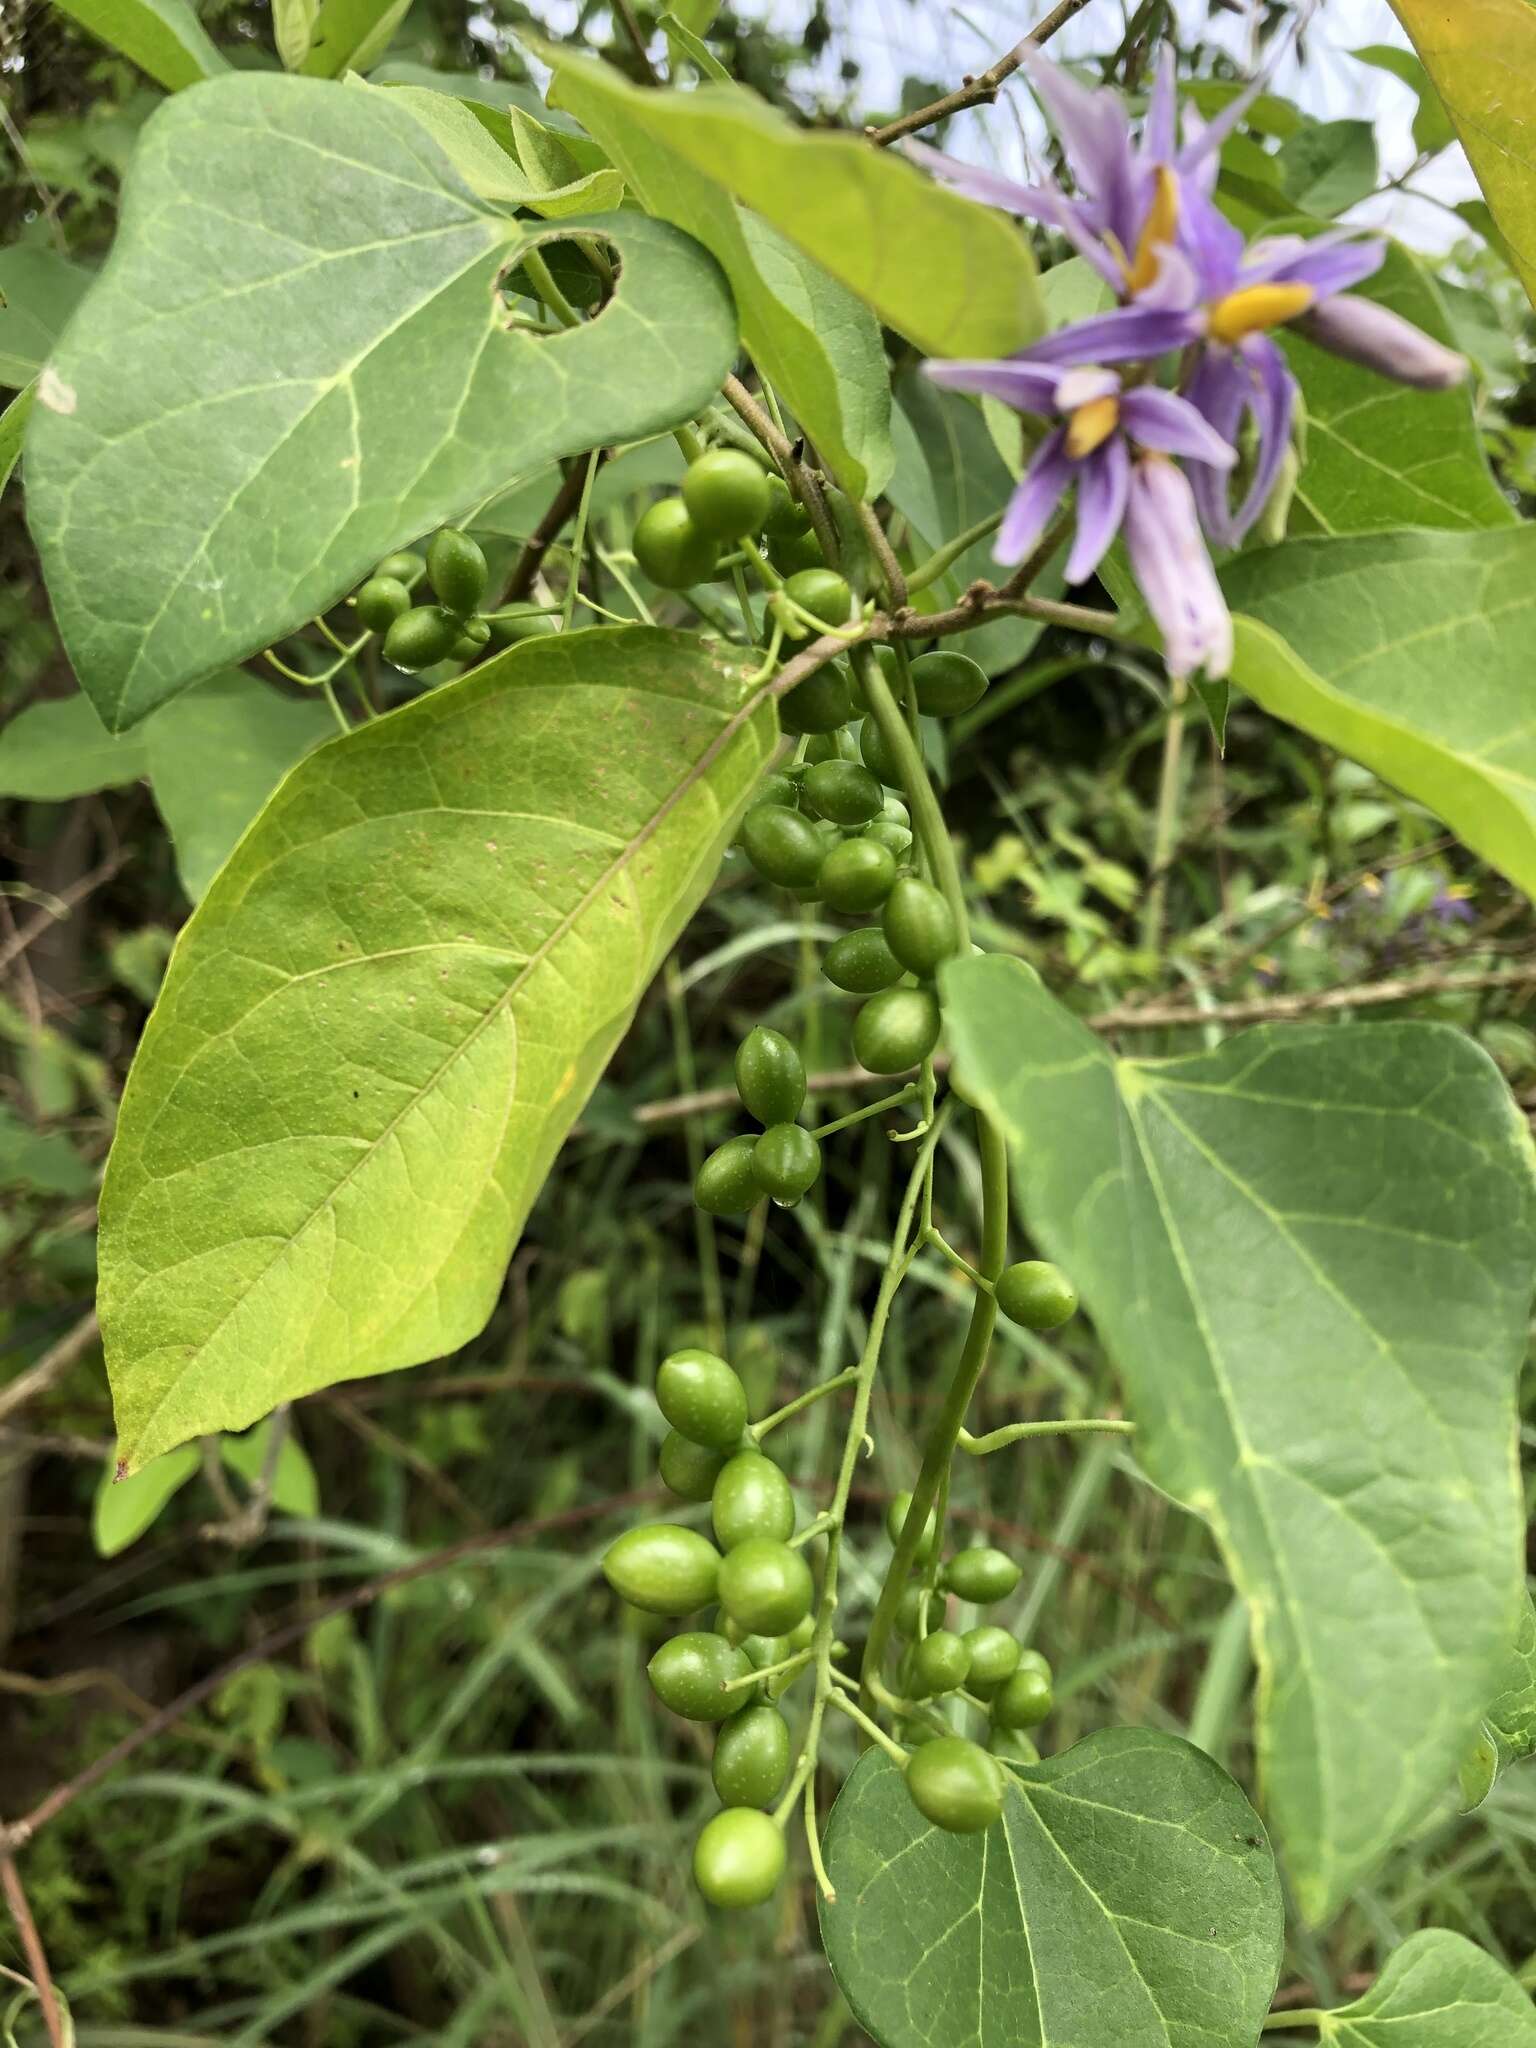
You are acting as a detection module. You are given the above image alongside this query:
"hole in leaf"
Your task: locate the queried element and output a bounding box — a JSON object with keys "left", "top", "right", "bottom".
{"left": 497, "top": 233, "right": 622, "bottom": 339}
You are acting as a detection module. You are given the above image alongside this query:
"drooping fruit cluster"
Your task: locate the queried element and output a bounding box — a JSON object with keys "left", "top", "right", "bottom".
{"left": 351, "top": 527, "right": 521, "bottom": 673}
{"left": 602, "top": 1347, "right": 818, "bottom": 1909}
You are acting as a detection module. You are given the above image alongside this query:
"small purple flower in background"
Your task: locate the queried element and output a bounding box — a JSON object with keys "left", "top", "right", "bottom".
{"left": 1429, "top": 885, "right": 1477, "bottom": 928}
{"left": 911, "top": 44, "right": 1471, "bottom": 682}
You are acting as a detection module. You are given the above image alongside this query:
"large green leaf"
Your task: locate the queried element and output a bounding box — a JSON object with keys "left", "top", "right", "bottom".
{"left": 1389, "top": 1, "right": 1536, "bottom": 311}
{"left": 50, "top": 0, "right": 227, "bottom": 89}
{"left": 25, "top": 72, "right": 736, "bottom": 733}
{"left": 545, "top": 51, "right": 1041, "bottom": 362}
{"left": 1284, "top": 242, "right": 1512, "bottom": 536}
{"left": 543, "top": 53, "right": 891, "bottom": 500}
{"left": 0, "top": 249, "right": 92, "bottom": 387}
{"left": 1221, "top": 529, "right": 1536, "bottom": 902}
{"left": 0, "top": 691, "right": 148, "bottom": 800}
{"left": 942, "top": 955, "right": 1533, "bottom": 1919}
{"left": 820, "top": 1733, "right": 1283, "bottom": 2048}
{"left": 99, "top": 626, "right": 775, "bottom": 1469}
{"left": 1318, "top": 1931, "right": 1536, "bottom": 2045}
{"left": 298, "top": 0, "right": 409, "bottom": 76}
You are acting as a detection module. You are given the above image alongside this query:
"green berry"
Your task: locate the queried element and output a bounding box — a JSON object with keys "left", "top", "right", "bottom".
{"left": 990, "top": 1666, "right": 1053, "bottom": 1731}
{"left": 735, "top": 1027, "right": 806, "bottom": 1127}
{"left": 895, "top": 1584, "right": 934, "bottom": 1638}
{"left": 740, "top": 804, "right": 826, "bottom": 887}
{"left": 693, "top": 1807, "right": 785, "bottom": 1909}
{"left": 648, "top": 1630, "right": 753, "bottom": 1721}
{"left": 712, "top": 1450, "right": 795, "bottom": 1550}
{"left": 783, "top": 569, "right": 853, "bottom": 631}
{"left": 354, "top": 575, "right": 411, "bottom": 632}
{"left": 763, "top": 474, "right": 812, "bottom": 540}
{"left": 683, "top": 447, "right": 772, "bottom": 540}
{"left": 781, "top": 1613, "right": 816, "bottom": 1653}
{"left": 990, "top": 1727, "right": 1040, "bottom": 1765}
{"left": 450, "top": 617, "right": 491, "bottom": 662}
{"left": 859, "top": 717, "right": 904, "bottom": 788}
{"left": 712, "top": 1703, "right": 792, "bottom": 1808}
{"left": 863, "top": 820, "right": 914, "bottom": 860}
{"left": 822, "top": 926, "right": 904, "bottom": 995}
{"left": 881, "top": 875, "right": 958, "bottom": 976}
{"left": 768, "top": 526, "right": 826, "bottom": 576}
{"left": 962, "top": 1625, "right": 1022, "bottom": 1696}
{"left": 912, "top": 1629, "right": 971, "bottom": 1697}
{"left": 659, "top": 1430, "right": 728, "bottom": 1504}
{"left": 657, "top": 1348, "right": 749, "bottom": 1452}
{"left": 383, "top": 604, "right": 461, "bottom": 672}
{"left": 717, "top": 1538, "right": 814, "bottom": 1635}
{"left": 905, "top": 1736, "right": 1005, "bottom": 1833}
{"left": 910, "top": 650, "right": 989, "bottom": 717}
{"left": 886, "top": 1489, "right": 938, "bottom": 1564}
{"left": 779, "top": 668, "right": 854, "bottom": 736}
{"left": 943, "top": 1547, "right": 1022, "bottom": 1604}
{"left": 994, "top": 1260, "right": 1079, "bottom": 1331}
{"left": 375, "top": 549, "right": 425, "bottom": 585}
{"left": 819, "top": 838, "right": 898, "bottom": 915}
{"left": 880, "top": 795, "right": 911, "bottom": 828}
{"left": 803, "top": 760, "right": 883, "bottom": 827}
{"left": 753, "top": 1123, "right": 820, "bottom": 1207}
{"left": 694, "top": 1134, "right": 763, "bottom": 1216}
{"left": 745, "top": 770, "right": 800, "bottom": 815}
{"left": 854, "top": 986, "right": 941, "bottom": 1074}
{"left": 634, "top": 497, "right": 718, "bottom": 589}
{"left": 803, "top": 729, "right": 856, "bottom": 766}
{"left": 426, "top": 527, "right": 488, "bottom": 616}
{"left": 602, "top": 1524, "right": 721, "bottom": 1615}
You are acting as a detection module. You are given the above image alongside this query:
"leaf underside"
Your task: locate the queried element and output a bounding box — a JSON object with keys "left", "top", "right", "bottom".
{"left": 99, "top": 627, "right": 776, "bottom": 1468}
{"left": 942, "top": 955, "right": 1533, "bottom": 1919}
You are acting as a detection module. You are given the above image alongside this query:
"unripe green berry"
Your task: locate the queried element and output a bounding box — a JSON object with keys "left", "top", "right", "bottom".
{"left": 648, "top": 1630, "right": 752, "bottom": 1721}
{"left": 657, "top": 1348, "right": 749, "bottom": 1452}
{"left": 602, "top": 1524, "right": 721, "bottom": 1615}
{"left": 882, "top": 875, "right": 958, "bottom": 976}
{"left": 912, "top": 1628, "right": 971, "bottom": 1697}
{"left": 943, "top": 1547, "right": 1022, "bottom": 1604}
{"left": 659, "top": 1430, "right": 728, "bottom": 1503}
{"left": 693, "top": 1807, "right": 785, "bottom": 1908}
{"left": 375, "top": 549, "right": 425, "bottom": 585}
{"left": 994, "top": 1260, "right": 1079, "bottom": 1330}
{"left": 886, "top": 1489, "right": 938, "bottom": 1563}
{"left": 694, "top": 1134, "right": 763, "bottom": 1216}
{"left": 740, "top": 804, "right": 825, "bottom": 887}
{"left": 822, "top": 926, "right": 904, "bottom": 995}
{"left": 990, "top": 1666, "right": 1053, "bottom": 1730}
{"left": 683, "top": 447, "right": 772, "bottom": 540}
{"left": 854, "top": 985, "right": 941, "bottom": 1074}
{"left": 905, "top": 1736, "right": 1005, "bottom": 1833}
{"left": 717, "top": 1538, "right": 814, "bottom": 1635}
{"left": 383, "top": 604, "right": 461, "bottom": 673}
{"left": 783, "top": 568, "right": 853, "bottom": 632}
{"left": 859, "top": 717, "right": 904, "bottom": 788}
{"left": 753, "top": 1123, "right": 820, "bottom": 1207}
{"left": 910, "top": 649, "right": 989, "bottom": 717}
{"left": 778, "top": 668, "right": 854, "bottom": 736}
{"left": 735, "top": 1027, "right": 806, "bottom": 1127}
{"left": 354, "top": 575, "right": 412, "bottom": 632}
{"left": 803, "top": 759, "right": 883, "bottom": 826}
{"left": 712, "top": 1702, "right": 792, "bottom": 1807}
{"left": 962, "top": 1624, "right": 1022, "bottom": 1696}
{"left": 426, "top": 526, "right": 488, "bottom": 616}
{"left": 634, "top": 497, "right": 718, "bottom": 589}
{"left": 712, "top": 1450, "right": 796, "bottom": 1550}
{"left": 819, "top": 838, "right": 898, "bottom": 914}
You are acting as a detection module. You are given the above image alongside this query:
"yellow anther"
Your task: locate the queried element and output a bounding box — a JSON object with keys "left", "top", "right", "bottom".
{"left": 1127, "top": 166, "right": 1180, "bottom": 294}
{"left": 1065, "top": 395, "right": 1120, "bottom": 459}
{"left": 1208, "top": 281, "right": 1314, "bottom": 345}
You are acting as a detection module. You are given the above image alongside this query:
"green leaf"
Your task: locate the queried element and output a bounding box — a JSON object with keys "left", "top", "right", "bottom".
{"left": 365, "top": 82, "right": 625, "bottom": 214}
{"left": 25, "top": 72, "right": 737, "bottom": 733}
{"left": 1283, "top": 241, "right": 1511, "bottom": 537}
{"left": 0, "top": 1103, "right": 95, "bottom": 1198}
{"left": 942, "top": 955, "right": 1533, "bottom": 1919}
{"left": 659, "top": 12, "right": 731, "bottom": 83}
{"left": 98, "top": 626, "right": 776, "bottom": 1469}
{"left": 0, "top": 248, "right": 92, "bottom": 388}
{"left": 272, "top": 0, "right": 318, "bottom": 68}
{"left": 0, "top": 381, "right": 34, "bottom": 493}
{"left": 50, "top": 0, "right": 227, "bottom": 90}
{"left": 1389, "top": 1, "right": 1536, "bottom": 311}
{"left": 0, "top": 691, "right": 149, "bottom": 800}
{"left": 1278, "top": 119, "right": 1379, "bottom": 215}
{"left": 544, "top": 51, "right": 1042, "bottom": 361}
{"left": 542, "top": 54, "right": 891, "bottom": 500}
{"left": 144, "top": 673, "right": 334, "bottom": 901}
{"left": 1318, "top": 1930, "right": 1536, "bottom": 2044}
{"left": 1221, "top": 528, "right": 1536, "bottom": 902}
{"left": 298, "top": 0, "right": 409, "bottom": 76}
{"left": 1350, "top": 45, "right": 1457, "bottom": 158}
{"left": 820, "top": 1733, "right": 1283, "bottom": 2048}
{"left": 1460, "top": 1592, "right": 1536, "bottom": 1811}
{"left": 220, "top": 1419, "right": 320, "bottom": 1516}
{"left": 93, "top": 1445, "right": 199, "bottom": 1557}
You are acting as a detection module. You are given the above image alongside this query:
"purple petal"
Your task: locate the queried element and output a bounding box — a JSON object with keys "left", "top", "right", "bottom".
{"left": 1249, "top": 236, "right": 1386, "bottom": 299}
{"left": 1294, "top": 294, "right": 1467, "bottom": 390}
{"left": 1142, "top": 47, "right": 1178, "bottom": 165}
{"left": 1120, "top": 386, "right": 1238, "bottom": 468}
{"left": 924, "top": 356, "right": 1065, "bottom": 415}
{"left": 1067, "top": 436, "right": 1130, "bottom": 584}
{"left": 1177, "top": 186, "right": 1246, "bottom": 298}
{"left": 1024, "top": 303, "right": 1204, "bottom": 366}
{"left": 996, "top": 427, "right": 1074, "bottom": 565}
{"left": 1185, "top": 336, "right": 1295, "bottom": 548}
{"left": 904, "top": 143, "right": 1127, "bottom": 291}
{"left": 1135, "top": 240, "right": 1202, "bottom": 312}
{"left": 1124, "top": 455, "right": 1234, "bottom": 681}
{"left": 1020, "top": 48, "right": 1140, "bottom": 248}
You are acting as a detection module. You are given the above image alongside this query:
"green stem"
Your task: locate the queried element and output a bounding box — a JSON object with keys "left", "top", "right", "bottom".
{"left": 1187, "top": 1593, "right": 1253, "bottom": 1766}
{"left": 1142, "top": 673, "right": 1188, "bottom": 953}
{"left": 827, "top": 1686, "right": 910, "bottom": 1765}
{"left": 1261, "top": 2014, "right": 1328, "bottom": 2035}
{"left": 926, "top": 1226, "right": 987, "bottom": 1289}
{"left": 808, "top": 1085, "right": 918, "bottom": 1140}
{"left": 752, "top": 1367, "right": 860, "bottom": 1441}
{"left": 957, "top": 1418, "right": 1135, "bottom": 1455}
{"left": 522, "top": 248, "right": 581, "bottom": 330}
{"left": 673, "top": 421, "right": 705, "bottom": 464}
{"left": 905, "top": 510, "right": 1004, "bottom": 596}
{"left": 853, "top": 646, "right": 968, "bottom": 944}
{"left": 561, "top": 451, "right": 601, "bottom": 633}
{"left": 664, "top": 958, "right": 724, "bottom": 1347}
{"left": 722, "top": 1648, "right": 812, "bottom": 1695}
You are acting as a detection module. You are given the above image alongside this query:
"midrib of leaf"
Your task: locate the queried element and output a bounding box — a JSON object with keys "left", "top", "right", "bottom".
{"left": 118, "top": 660, "right": 771, "bottom": 1450}
{"left": 1015, "top": 1792, "right": 1170, "bottom": 2041}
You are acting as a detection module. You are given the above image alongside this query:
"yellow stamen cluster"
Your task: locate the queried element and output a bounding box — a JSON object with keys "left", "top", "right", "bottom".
{"left": 1065, "top": 395, "right": 1120, "bottom": 460}
{"left": 1126, "top": 166, "right": 1180, "bottom": 295}
{"left": 1208, "top": 281, "right": 1314, "bottom": 345}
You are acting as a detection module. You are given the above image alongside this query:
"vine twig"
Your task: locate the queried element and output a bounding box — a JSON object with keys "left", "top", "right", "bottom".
{"left": 866, "top": 0, "right": 1097, "bottom": 146}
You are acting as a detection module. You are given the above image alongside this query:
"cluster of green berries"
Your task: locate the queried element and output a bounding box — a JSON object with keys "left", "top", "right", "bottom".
{"left": 352, "top": 527, "right": 555, "bottom": 675}
{"left": 602, "top": 1347, "right": 816, "bottom": 1910}
{"left": 694, "top": 1025, "right": 820, "bottom": 1216}
{"left": 886, "top": 1503, "right": 1055, "bottom": 1832}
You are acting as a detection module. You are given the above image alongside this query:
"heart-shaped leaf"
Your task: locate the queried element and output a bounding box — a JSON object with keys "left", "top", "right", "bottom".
{"left": 942, "top": 955, "right": 1534, "bottom": 1919}
{"left": 25, "top": 72, "right": 736, "bottom": 732}
{"left": 1318, "top": 1930, "right": 1536, "bottom": 2044}
{"left": 1223, "top": 527, "right": 1536, "bottom": 902}
{"left": 98, "top": 626, "right": 776, "bottom": 1469}
{"left": 820, "top": 1732, "right": 1283, "bottom": 2048}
